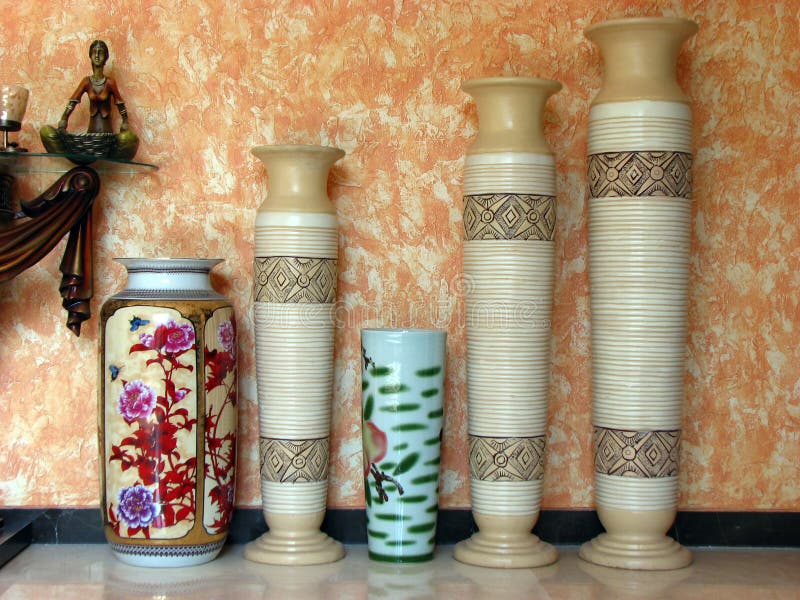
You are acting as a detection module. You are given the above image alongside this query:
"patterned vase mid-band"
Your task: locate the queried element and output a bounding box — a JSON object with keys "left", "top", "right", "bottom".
{"left": 453, "top": 77, "right": 561, "bottom": 568}
{"left": 99, "top": 258, "right": 237, "bottom": 567}
{"left": 579, "top": 17, "right": 698, "bottom": 571}
{"left": 244, "top": 144, "right": 345, "bottom": 565}
{"left": 361, "top": 329, "right": 447, "bottom": 563}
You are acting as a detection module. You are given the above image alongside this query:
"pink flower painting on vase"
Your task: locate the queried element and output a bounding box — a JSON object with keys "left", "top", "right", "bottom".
{"left": 117, "top": 380, "right": 156, "bottom": 423}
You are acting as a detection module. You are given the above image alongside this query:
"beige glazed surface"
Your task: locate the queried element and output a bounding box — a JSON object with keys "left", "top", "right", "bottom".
{"left": 582, "top": 16, "right": 697, "bottom": 571}
{"left": 247, "top": 144, "right": 345, "bottom": 565}
{"left": 455, "top": 77, "right": 560, "bottom": 568}
{"left": 585, "top": 17, "right": 699, "bottom": 105}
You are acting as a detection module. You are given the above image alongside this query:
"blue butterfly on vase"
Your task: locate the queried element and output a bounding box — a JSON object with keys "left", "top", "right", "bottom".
{"left": 129, "top": 316, "right": 150, "bottom": 332}
{"left": 109, "top": 364, "right": 122, "bottom": 381}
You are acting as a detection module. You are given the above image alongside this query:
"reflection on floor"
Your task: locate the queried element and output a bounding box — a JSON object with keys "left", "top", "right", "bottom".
{"left": 0, "top": 544, "right": 799, "bottom": 599}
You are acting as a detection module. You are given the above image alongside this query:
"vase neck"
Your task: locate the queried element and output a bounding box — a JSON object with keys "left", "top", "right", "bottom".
{"left": 117, "top": 258, "right": 219, "bottom": 291}
{"left": 586, "top": 17, "right": 698, "bottom": 105}
{"left": 252, "top": 145, "right": 345, "bottom": 214}
{"left": 462, "top": 77, "right": 561, "bottom": 155}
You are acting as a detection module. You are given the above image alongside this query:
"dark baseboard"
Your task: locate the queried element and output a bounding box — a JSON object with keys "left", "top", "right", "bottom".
{"left": 672, "top": 511, "right": 800, "bottom": 546}
{"left": 0, "top": 509, "right": 41, "bottom": 567}
{"left": 2, "top": 508, "right": 797, "bottom": 547}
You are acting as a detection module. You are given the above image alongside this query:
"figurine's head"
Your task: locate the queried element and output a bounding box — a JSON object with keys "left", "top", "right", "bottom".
{"left": 89, "top": 40, "right": 109, "bottom": 68}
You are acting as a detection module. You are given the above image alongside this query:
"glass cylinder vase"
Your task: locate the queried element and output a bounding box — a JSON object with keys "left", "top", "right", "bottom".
{"left": 453, "top": 77, "right": 561, "bottom": 568}
{"left": 99, "top": 258, "right": 238, "bottom": 567}
{"left": 579, "top": 17, "right": 698, "bottom": 570}
{"left": 361, "top": 328, "right": 447, "bottom": 563}
{"left": 244, "top": 144, "right": 345, "bottom": 565}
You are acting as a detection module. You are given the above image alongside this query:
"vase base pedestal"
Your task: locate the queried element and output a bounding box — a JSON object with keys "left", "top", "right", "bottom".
{"left": 244, "top": 530, "right": 345, "bottom": 566}
{"left": 579, "top": 532, "right": 692, "bottom": 571}
{"left": 453, "top": 531, "right": 558, "bottom": 569}
{"left": 110, "top": 541, "right": 224, "bottom": 568}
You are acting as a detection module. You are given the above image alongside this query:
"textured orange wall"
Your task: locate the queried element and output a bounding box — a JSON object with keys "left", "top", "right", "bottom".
{"left": 0, "top": 1, "right": 797, "bottom": 511}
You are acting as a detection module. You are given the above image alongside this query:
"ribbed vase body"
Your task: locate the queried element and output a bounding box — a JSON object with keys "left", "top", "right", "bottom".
{"left": 453, "top": 77, "right": 560, "bottom": 568}
{"left": 244, "top": 145, "right": 345, "bottom": 565}
{"left": 579, "top": 17, "right": 698, "bottom": 571}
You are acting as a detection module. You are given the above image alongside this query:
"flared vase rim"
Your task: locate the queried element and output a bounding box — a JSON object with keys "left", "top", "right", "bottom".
{"left": 584, "top": 16, "right": 698, "bottom": 39}
{"left": 250, "top": 144, "right": 345, "bottom": 159}
{"left": 362, "top": 328, "right": 447, "bottom": 336}
{"left": 114, "top": 257, "right": 224, "bottom": 270}
{"left": 462, "top": 76, "right": 562, "bottom": 94}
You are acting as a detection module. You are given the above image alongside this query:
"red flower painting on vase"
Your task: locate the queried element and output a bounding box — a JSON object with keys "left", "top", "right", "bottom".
{"left": 103, "top": 306, "right": 237, "bottom": 542}
{"left": 106, "top": 315, "right": 199, "bottom": 539}
{"left": 203, "top": 311, "right": 237, "bottom": 534}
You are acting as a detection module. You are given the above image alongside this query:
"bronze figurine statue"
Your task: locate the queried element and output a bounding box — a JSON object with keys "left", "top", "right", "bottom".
{"left": 40, "top": 40, "right": 138, "bottom": 161}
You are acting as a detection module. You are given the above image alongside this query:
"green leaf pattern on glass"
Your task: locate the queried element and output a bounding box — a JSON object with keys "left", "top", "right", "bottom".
{"left": 379, "top": 383, "right": 410, "bottom": 394}
{"left": 392, "top": 452, "right": 419, "bottom": 476}
{"left": 415, "top": 366, "right": 442, "bottom": 377}
{"left": 391, "top": 423, "right": 427, "bottom": 432}
{"left": 363, "top": 394, "right": 374, "bottom": 421}
{"left": 362, "top": 355, "right": 444, "bottom": 560}
{"left": 379, "top": 402, "right": 421, "bottom": 413}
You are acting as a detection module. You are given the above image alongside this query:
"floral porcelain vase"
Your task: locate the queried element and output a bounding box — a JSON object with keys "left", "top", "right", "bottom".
{"left": 244, "top": 144, "right": 345, "bottom": 565}
{"left": 580, "top": 17, "right": 698, "bottom": 570}
{"left": 99, "top": 258, "right": 238, "bottom": 567}
{"left": 454, "top": 77, "right": 561, "bottom": 568}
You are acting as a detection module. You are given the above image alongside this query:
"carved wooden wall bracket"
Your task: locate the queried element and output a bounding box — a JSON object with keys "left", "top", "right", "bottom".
{"left": 0, "top": 166, "right": 100, "bottom": 335}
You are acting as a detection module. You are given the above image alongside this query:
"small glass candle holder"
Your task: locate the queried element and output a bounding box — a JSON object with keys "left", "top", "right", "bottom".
{"left": 0, "top": 85, "right": 29, "bottom": 151}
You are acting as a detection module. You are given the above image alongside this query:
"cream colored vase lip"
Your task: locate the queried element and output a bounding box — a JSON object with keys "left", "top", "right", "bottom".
{"left": 584, "top": 16, "right": 698, "bottom": 106}
{"left": 584, "top": 16, "right": 698, "bottom": 38}
{"left": 252, "top": 143, "right": 345, "bottom": 215}
{"left": 461, "top": 76, "right": 563, "bottom": 94}
{"left": 251, "top": 143, "right": 345, "bottom": 160}
{"left": 461, "top": 76, "right": 562, "bottom": 156}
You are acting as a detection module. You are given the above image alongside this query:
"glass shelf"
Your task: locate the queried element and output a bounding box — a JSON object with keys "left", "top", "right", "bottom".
{"left": 0, "top": 151, "right": 158, "bottom": 174}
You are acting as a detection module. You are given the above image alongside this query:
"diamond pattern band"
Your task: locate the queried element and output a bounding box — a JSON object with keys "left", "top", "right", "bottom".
{"left": 593, "top": 427, "right": 680, "bottom": 478}
{"left": 588, "top": 152, "right": 692, "bottom": 199}
{"left": 469, "top": 435, "right": 546, "bottom": 481}
{"left": 463, "top": 194, "right": 556, "bottom": 241}
{"left": 259, "top": 437, "right": 329, "bottom": 483}
{"left": 254, "top": 257, "right": 337, "bottom": 303}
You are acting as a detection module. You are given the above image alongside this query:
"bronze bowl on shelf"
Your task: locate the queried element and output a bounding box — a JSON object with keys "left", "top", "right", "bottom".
{"left": 40, "top": 127, "right": 138, "bottom": 164}
{"left": 58, "top": 131, "right": 118, "bottom": 158}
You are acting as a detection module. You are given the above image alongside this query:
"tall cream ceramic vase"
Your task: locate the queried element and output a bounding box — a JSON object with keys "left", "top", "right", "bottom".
{"left": 244, "top": 144, "right": 345, "bottom": 565}
{"left": 453, "top": 77, "right": 561, "bottom": 568}
{"left": 579, "top": 17, "right": 698, "bottom": 570}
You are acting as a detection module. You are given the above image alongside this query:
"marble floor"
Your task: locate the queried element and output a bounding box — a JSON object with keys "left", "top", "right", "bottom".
{"left": 0, "top": 545, "right": 799, "bottom": 599}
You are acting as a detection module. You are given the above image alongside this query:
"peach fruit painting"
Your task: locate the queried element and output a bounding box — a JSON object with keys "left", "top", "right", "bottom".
{"left": 0, "top": 1, "right": 798, "bottom": 516}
